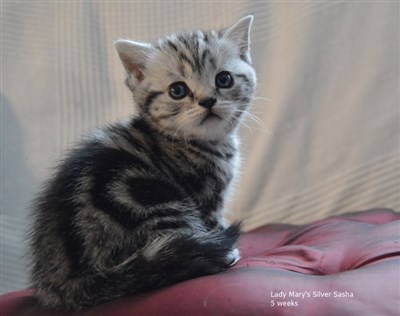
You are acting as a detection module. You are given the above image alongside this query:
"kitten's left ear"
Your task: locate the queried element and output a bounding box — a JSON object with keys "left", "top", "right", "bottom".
{"left": 223, "top": 15, "right": 254, "bottom": 63}
{"left": 114, "top": 39, "right": 154, "bottom": 82}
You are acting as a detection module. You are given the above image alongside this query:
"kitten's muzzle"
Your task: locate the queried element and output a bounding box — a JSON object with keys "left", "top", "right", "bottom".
{"left": 200, "top": 111, "right": 222, "bottom": 125}
{"left": 198, "top": 97, "right": 217, "bottom": 109}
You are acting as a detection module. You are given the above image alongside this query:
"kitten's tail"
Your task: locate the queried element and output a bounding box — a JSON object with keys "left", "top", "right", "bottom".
{"left": 37, "top": 223, "right": 241, "bottom": 310}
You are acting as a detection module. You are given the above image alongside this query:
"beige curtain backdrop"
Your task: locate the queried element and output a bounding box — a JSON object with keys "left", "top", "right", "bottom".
{"left": 1, "top": 1, "right": 399, "bottom": 294}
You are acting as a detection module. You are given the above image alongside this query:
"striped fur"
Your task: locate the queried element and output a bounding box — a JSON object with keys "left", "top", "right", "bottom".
{"left": 29, "top": 16, "right": 256, "bottom": 310}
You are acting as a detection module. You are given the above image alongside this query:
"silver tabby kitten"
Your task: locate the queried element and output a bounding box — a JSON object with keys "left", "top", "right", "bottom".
{"left": 29, "top": 15, "right": 256, "bottom": 310}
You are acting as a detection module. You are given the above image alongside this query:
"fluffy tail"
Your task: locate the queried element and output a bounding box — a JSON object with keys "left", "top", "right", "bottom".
{"left": 36, "top": 223, "right": 241, "bottom": 310}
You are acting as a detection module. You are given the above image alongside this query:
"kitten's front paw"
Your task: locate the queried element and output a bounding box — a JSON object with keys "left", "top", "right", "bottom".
{"left": 226, "top": 248, "right": 241, "bottom": 267}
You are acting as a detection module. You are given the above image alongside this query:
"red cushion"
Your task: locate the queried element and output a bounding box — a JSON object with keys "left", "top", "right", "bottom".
{"left": 1, "top": 208, "right": 399, "bottom": 315}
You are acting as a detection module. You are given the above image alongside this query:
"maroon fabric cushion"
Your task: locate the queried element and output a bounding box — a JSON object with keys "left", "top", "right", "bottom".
{"left": 1, "top": 208, "right": 399, "bottom": 316}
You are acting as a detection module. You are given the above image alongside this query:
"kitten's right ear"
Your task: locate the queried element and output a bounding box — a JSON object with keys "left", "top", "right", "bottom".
{"left": 223, "top": 15, "right": 254, "bottom": 63}
{"left": 114, "top": 40, "right": 153, "bottom": 82}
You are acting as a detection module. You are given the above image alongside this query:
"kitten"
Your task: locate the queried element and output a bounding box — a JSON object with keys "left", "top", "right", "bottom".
{"left": 29, "top": 15, "right": 256, "bottom": 310}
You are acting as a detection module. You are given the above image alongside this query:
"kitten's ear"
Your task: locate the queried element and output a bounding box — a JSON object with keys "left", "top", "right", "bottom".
{"left": 223, "top": 15, "right": 254, "bottom": 63}
{"left": 114, "top": 39, "right": 154, "bottom": 81}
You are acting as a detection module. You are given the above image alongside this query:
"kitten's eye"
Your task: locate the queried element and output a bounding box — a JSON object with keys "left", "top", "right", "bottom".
{"left": 169, "top": 82, "right": 188, "bottom": 100}
{"left": 215, "top": 71, "right": 234, "bottom": 89}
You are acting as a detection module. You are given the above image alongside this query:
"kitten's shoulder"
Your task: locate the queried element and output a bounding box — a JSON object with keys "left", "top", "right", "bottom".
{"left": 53, "top": 118, "right": 139, "bottom": 170}
{"left": 90, "top": 118, "right": 133, "bottom": 144}
{"left": 87, "top": 116, "right": 147, "bottom": 148}
{"left": 73, "top": 116, "right": 154, "bottom": 165}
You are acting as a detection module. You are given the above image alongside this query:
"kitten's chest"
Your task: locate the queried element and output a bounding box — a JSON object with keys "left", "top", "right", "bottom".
{"left": 171, "top": 143, "right": 237, "bottom": 211}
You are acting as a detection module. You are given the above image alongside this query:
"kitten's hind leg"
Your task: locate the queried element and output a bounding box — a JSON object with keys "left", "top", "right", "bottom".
{"left": 143, "top": 222, "right": 242, "bottom": 279}
{"left": 34, "top": 223, "right": 241, "bottom": 310}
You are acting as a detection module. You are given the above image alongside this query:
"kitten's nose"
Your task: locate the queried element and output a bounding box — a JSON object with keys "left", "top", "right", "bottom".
{"left": 198, "top": 97, "right": 217, "bottom": 109}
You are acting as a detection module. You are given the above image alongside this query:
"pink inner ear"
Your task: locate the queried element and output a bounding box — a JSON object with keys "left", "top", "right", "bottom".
{"left": 134, "top": 67, "right": 145, "bottom": 81}
{"left": 240, "top": 51, "right": 250, "bottom": 63}
{"left": 120, "top": 55, "right": 145, "bottom": 81}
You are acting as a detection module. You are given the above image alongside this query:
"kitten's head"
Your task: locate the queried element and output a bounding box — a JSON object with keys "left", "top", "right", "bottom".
{"left": 115, "top": 16, "right": 256, "bottom": 142}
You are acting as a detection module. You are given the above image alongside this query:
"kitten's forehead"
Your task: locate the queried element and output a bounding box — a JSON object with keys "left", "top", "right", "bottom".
{"left": 153, "top": 30, "right": 234, "bottom": 79}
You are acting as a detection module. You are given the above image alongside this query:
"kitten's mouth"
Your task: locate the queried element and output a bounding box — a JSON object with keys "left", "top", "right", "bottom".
{"left": 200, "top": 112, "right": 222, "bottom": 125}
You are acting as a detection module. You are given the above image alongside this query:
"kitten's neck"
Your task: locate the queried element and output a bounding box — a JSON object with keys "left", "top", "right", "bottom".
{"left": 134, "top": 114, "right": 238, "bottom": 150}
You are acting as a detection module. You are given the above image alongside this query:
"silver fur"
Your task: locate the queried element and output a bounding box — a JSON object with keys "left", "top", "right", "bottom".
{"left": 29, "top": 16, "right": 256, "bottom": 310}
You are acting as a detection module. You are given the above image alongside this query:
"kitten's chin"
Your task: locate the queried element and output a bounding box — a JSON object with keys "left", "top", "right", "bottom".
{"left": 191, "top": 118, "right": 237, "bottom": 142}
{"left": 199, "top": 113, "right": 223, "bottom": 126}
{"left": 148, "top": 114, "right": 237, "bottom": 142}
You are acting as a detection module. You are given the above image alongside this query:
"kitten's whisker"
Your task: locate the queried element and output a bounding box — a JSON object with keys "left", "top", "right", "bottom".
{"left": 238, "top": 118, "right": 253, "bottom": 134}
{"left": 233, "top": 109, "right": 275, "bottom": 137}
{"left": 253, "top": 96, "right": 274, "bottom": 102}
{"left": 235, "top": 109, "right": 264, "bottom": 125}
